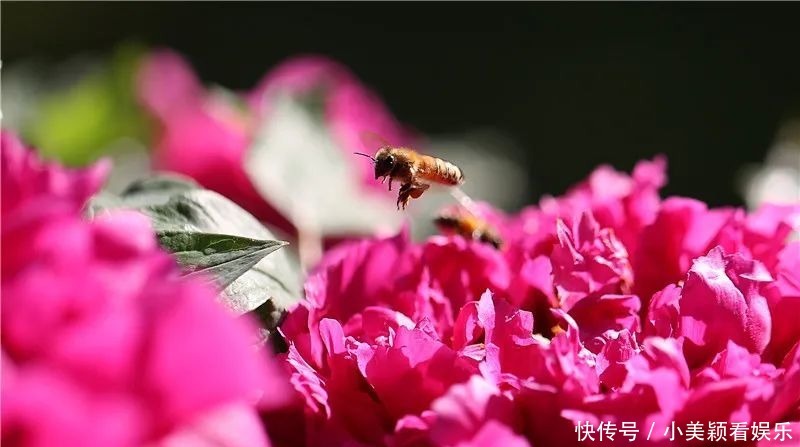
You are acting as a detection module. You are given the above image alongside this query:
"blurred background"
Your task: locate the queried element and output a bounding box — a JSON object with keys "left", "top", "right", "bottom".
{"left": 3, "top": 2, "right": 800, "bottom": 219}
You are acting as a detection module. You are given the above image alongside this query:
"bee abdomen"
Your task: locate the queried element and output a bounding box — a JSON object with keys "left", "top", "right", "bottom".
{"left": 432, "top": 157, "right": 464, "bottom": 185}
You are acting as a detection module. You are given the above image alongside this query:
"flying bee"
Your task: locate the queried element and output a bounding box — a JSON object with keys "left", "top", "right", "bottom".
{"left": 355, "top": 133, "right": 465, "bottom": 209}
{"left": 434, "top": 207, "right": 503, "bottom": 249}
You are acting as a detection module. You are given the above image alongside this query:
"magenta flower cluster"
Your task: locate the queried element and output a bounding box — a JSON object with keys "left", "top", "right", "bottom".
{"left": 276, "top": 156, "right": 800, "bottom": 446}
{"left": 1, "top": 132, "right": 290, "bottom": 447}
{"left": 3, "top": 49, "right": 799, "bottom": 447}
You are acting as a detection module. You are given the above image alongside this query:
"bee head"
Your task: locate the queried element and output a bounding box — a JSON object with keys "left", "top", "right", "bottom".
{"left": 479, "top": 233, "right": 503, "bottom": 249}
{"left": 374, "top": 148, "right": 396, "bottom": 179}
{"left": 433, "top": 214, "right": 459, "bottom": 230}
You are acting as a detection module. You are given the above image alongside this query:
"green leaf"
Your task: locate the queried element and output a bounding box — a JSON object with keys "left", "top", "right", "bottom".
{"left": 87, "top": 177, "right": 302, "bottom": 327}
{"left": 158, "top": 231, "right": 286, "bottom": 289}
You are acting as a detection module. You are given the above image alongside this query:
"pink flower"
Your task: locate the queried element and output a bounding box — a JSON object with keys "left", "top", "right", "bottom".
{"left": 1, "top": 133, "right": 289, "bottom": 447}
{"left": 1, "top": 129, "right": 111, "bottom": 277}
{"left": 739, "top": 203, "right": 800, "bottom": 274}
{"left": 694, "top": 340, "right": 779, "bottom": 384}
{"left": 395, "top": 379, "right": 530, "bottom": 447}
{"left": 280, "top": 238, "right": 510, "bottom": 444}
{"left": 283, "top": 230, "right": 511, "bottom": 369}
{"left": 549, "top": 212, "right": 640, "bottom": 346}
{"left": 632, "top": 199, "right": 799, "bottom": 307}
{"left": 498, "top": 157, "right": 664, "bottom": 333}
{"left": 520, "top": 155, "right": 667, "bottom": 257}
{"left": 410, "top": 376, "right": 520, "bottom": 447}
{"left": 551, "top": 213, "right": 633, "bottom": 308}
{"left": 632, "top": 197, "right": 737, "bottom": 303}
{"left": 282, "top": 230, "right": 416, "bottom": 368}
{"left": 412, "top": 236, "right": 511, "bottom": 335}
{"left": 284, "top": 316, "right": 478, "bottom": 446}
{"left": 304, "top": 319, "right": 391, "bottom": 446}
{"left": 644, "top": 284, "right": 682, "bottom": 339}
{"left": 768, "top": 345, "right": 800, "bottom": 424}
{"left": 1, "top": 130, "right": 109, "bottom": 218}
{"left": 505, "top": 254, "right": 556, "bottom": 335}
{"left": 594, "top": 329, "right": 639, "bottom": 390}
{"left": 451, "top": 421, "right": 531, "bottom": 447}
{"left": 276, "top": 149, "right": 799, "bottom": 446}
{"left": 354, "top": 324, "right": 477, "bottom": 421}
{"left": 678, "top": 246, "right": 773, "bottom": 368}
{"left": 764, "top": 242, "right": 800, "bottom": 364}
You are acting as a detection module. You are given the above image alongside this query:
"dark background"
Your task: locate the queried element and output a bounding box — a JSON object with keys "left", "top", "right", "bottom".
{"left": 5, "top": 2, "right": 800, "bottom": 207}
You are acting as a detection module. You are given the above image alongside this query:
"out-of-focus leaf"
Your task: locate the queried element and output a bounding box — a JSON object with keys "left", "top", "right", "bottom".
{"left": 244, "top": 93, "right": 402, "bottom": 236}
{"left": 27, "top": 43, "right": 151, "bottom": 166}
{"left": 85, "top": 173, "right": 199, "bottom": 217}
{"left": 120, "top": 174, "right": 201, "bottom": 206}
{"left": 88, "top": 177, "right": 302, "bottom": 327}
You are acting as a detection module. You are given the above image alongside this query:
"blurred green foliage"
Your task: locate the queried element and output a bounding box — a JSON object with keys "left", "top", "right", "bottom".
{"left": 27, "top": 43, "right": 152, "bottom": 166}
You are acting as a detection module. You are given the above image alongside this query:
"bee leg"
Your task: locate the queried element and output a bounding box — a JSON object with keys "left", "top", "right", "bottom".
{"left": 395, "top": 183, "right": 429, "bottom": 210}
{"left": 397, "top": 183, "right": 413, "bottom": 210}
{"left": 388, "top": 177, "right": 393, "bottom": 191}
{"left": 397, "top": 193, "right": 410, "bottom": 210}
{"left": 408, "top": 182, "right": 430, "bottom": 199}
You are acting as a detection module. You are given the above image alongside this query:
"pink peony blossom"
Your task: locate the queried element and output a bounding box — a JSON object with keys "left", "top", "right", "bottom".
{"left": 678, "top": 246, "right": 773, "bottom": 368}
{"left": 411, "top": 236, "right": 511, "bottom": 335}
{"left": 735, "top": 203, "right": 800, "bottom": 275}
{"left": 279, "top": 238, "right": 513, "bottom": 444}
{"left": 631, "top": 197, "right": 737, "bottom": 304}
{"left": 549, "top": 212, "right": 640, "bottom": 346}
{"left": 1, "top": 132, "right": 290, "bottom": 447}
{"left": 354, "top": 324, "right": 477, "bottom": 422}
{"left": 414, "top": 375, "right": 520, "bottom": 447}
{"left": 633, "top": 199, "right": 800, "bottom": 307}
{"left": 503, "top": 155, "right": 667, "bottom": 262}
{"left": 10, "top": 96, "right": 800, "bottom": 445}
{"left": 278, "top": 149, "right": 799, "bottom": 446}
{"left": 498, "top": 157, "right": 665, "bottom": 336}
{"left": 1, "top": 130, "right": 110, "bottom": 218}
{"left": 551, "top": 212, "right": 633, "bottom": 309}
{"left": 395, "top": 387, "right": 530, "bottom": 447}
{"left": 764, "top": 242, "right": 800, "bottom": 364}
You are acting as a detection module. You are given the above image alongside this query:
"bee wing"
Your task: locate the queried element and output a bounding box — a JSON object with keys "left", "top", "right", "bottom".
{"left": 359, "top": 130, "right": 394, "bottom": 151}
